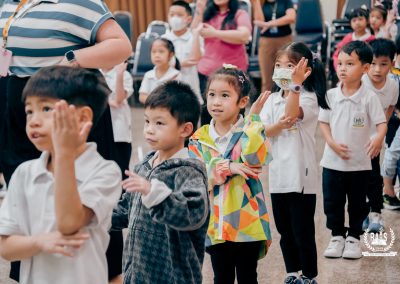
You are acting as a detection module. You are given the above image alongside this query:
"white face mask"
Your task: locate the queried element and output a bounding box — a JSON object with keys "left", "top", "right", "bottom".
{"left": 168, "top": 16, "right": 187, "bottom": 31}
{"left": 272, "top": 68, "right": 293, "bottom": 90}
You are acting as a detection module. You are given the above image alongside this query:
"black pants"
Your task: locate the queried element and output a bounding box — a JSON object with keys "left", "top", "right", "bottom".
{"left": 2, "top": 75, "right": 119, "bottom": 282}
{"left": 322, "top": 168, "right": 369, "bottom": 239}
{"left": 270, "top": 192, "right": 317, "bottom": 278}
{"left": 207, "top": 241, "right": 262, "bottom": 284}
{"left": 367, "top": 155, "right": 383, "bottom": 214}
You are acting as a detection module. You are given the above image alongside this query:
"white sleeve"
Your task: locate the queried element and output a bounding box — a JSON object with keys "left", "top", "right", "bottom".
{"left": 139, "top": 72, "right": 151, "bottom": 94}
{"left": 299, "top": 92, "right": 319, "bottom": 124}
{"left": 368, "top": 94, "right": 387, "bottom": 124}
{"left": 0, "top": 166, "right": 25, "bottom": 236}
{"left": 390, "top": 80, "right": 399, "bottom": 106}
{"left": 260, "top": 95, "right": 273, "bottom": 126}
{"left": 79, "top": 161, "right": 122, "bottom": 228}
{"left": 123, "top": 71, "right": 134, "bottom": 98}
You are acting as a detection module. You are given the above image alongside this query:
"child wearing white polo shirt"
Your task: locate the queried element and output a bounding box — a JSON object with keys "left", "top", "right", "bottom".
{"left": 163, "top": 0, "right": 203, "bottom": 104}
{"left": 0, "top": 66, "right": 122, "bottom": 284}
{"left": 361, "top": 38, "right": 398, "bottom": 233}
{"left": 260, "top": 42, "right": 329, "bottom": 284}
{"left": 319, "top": 41, "right": 387, "bottom": 260}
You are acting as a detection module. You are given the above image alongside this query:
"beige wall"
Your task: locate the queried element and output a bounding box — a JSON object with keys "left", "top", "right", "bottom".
{"left": 321, "top": 0, "right": 338, "bottom": 23}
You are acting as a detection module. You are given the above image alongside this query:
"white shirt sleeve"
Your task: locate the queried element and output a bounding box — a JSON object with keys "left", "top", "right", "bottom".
{"left": 390, "top": 80, "right": 399, "bottom": 106}
{"left": 299, "top": 91, "right": 319, "bottom": 124}
{"left": 79, "top": 162, "right": 122, "bottom": 228}
{"left": 123, "top": 71, "right": 134, "bottom": 98}
{"left": 368, "top": 94, "right": 387, "bottom": 125}
{"left": 139, "top": 72, "right": 151, "bottom": 94}
{"left": 260, "top": 96, "right": 273, "bottom": 126}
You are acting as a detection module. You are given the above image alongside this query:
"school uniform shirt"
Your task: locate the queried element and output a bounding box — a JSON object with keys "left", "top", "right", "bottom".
{"left": 319, "top": 83, "right": 386, "bottom": 172}
{"left": 139, "top": 66, "right": 181, "bottom": 95}
{"left": 102, "top": 68, "right": 134, "bottom": 143}
{"left": 0, "top": 143, "right": 122, "bottom": 284}
{"left": 260, "top": 90, "right": 320, "bottom": 194}
{"left": 162, "top": 30, "right": 204, "bottom": 104}
{"left": 362, "top": 74, "right": 399, "bottom": 113}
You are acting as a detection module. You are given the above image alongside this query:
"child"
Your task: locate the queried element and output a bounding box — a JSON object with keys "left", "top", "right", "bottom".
{"left": 333, "top": 7, "right": 375, "bottom": 70}
{"left": 369, "top": 4, "right": 397, "bottom": 40}
{"left": 0, "top": 66, "right": 122, "bottom": 284}
{"left": 163, "top": 0, "right": 204, "bottom": 104}
{"left": 139, "top": 38, "right": 182, "bottom": 104}
{"left": 189, "top": 66, "right": 272, "bottom": 284}
{"left": 112, "top": 81, "right": 209, "bottom": 284}
{"left": 100, "top": 61, "right": 133, "bottom": 284}
{"left": 260, "top": 42, "right": 329, "bottom": 284}
{"left": 319, "top": 41, "right": 387, "bottom": 260}
{"left": 361, "top": 38, "right": 398, "bottom": 232}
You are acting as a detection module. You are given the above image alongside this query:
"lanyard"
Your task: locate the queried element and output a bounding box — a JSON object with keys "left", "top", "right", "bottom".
{"left": 2, "top": 0, "right": 28, "bottom": 48}
{"left": 271, "top": 2, "right": 278, "bottom": 20}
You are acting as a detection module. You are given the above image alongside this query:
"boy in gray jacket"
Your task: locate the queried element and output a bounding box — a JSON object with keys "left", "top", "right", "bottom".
{"left": 112, "top": 81, "right": 209, "bottom": 284}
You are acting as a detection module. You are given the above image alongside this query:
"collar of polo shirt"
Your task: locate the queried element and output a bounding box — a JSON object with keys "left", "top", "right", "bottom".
{"left": 336, "top": 82, "right": 364, "bottom": 104}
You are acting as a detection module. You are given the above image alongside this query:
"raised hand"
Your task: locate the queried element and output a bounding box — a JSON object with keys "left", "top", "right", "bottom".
{"left": 122, "top": 170, "right": 151, "bottom": 195}
{"left": 249, "top": 91, "right": 271, "bottom": 115}
{"left": 292, "top": 57, "right": 312, "bottom": 85}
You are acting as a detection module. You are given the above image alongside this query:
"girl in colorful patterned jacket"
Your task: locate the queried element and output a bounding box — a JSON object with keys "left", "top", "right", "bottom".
{"left": 189, "top": 65, "right": 272, "bottom": 284}
{"left": 260, "top": 42, "right": 329, "bottom": 284}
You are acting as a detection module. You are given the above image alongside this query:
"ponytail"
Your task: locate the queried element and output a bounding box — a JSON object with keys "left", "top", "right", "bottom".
{"left": 306, "top": 57, "right": 329, "bottom": 110}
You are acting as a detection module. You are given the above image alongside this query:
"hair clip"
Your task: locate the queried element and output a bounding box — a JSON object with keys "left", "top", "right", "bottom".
{"left": 238, "top": 75, "right": 245, "bottom": 84}
{"left": 223, "top": 63, "right": 238, "bottom": 69}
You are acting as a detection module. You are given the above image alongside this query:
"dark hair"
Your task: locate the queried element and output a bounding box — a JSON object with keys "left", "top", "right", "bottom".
{"left": 22, "top": 66, "right": 109, "bottom": 125}
{"left": 341, "top": 40, "right": 373, "bottom": 65}
{"left": 171, "top": 0, "right": 192, "bottom": 16}
{"left": 151, "top": 38, "right": 181, "bottom": 70}
{"left": 203, "top": 0, "right": 239, "bottom": 30}
{"left": 206, "top": 66, "right": 254, "bottom": 101}
{"left": 275, "top": 42, "right": 329, "bottom": 109}
{"left": 370, "top": 6, "right": 388, "bottom": 22}
{"left": 396, "top": 34, "right": 400, "bottom": 54}
{"left": 145, "top": 81, "right": 200, "bottom": 134}
{"left": 369, "top": 38, "right": 396, "bottom": 61}
{"left": 348, "top": 7, "right": 369, "bottom": 21}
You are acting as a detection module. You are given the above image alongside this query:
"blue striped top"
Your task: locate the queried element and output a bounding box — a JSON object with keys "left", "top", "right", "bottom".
{"left": 0, "top": 0, "right": 113, "bottom": 77}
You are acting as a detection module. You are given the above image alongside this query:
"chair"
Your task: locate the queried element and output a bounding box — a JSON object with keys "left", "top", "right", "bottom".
{"left": 145, "top": 21, "right": 169, "bottom": 37}
{"left": 247, "top": 26, "right": 261, "bottom": 79}
{"left": 114, "top": 11, "right": 133, "bottom": 41}
{"left": 294, "top": 0, "right": 325, "bottom": 53}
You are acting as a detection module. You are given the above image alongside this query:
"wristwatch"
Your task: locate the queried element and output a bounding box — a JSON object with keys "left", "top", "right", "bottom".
{"left": 289, "top": 83, "right": 302, "bottom": 93}
{"left": 65, "top": 50, "right": 80, "bottom": 67}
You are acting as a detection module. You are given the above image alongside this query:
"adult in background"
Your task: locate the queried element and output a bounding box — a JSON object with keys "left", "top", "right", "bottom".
{"left": 251, "top": 0, "right": 296, "bottom": 92}
{"left": 0, "top": 0, "right": 131, "bottom": 282}
{"left": 191, "top": 0, "right": 252, "bottom": 124}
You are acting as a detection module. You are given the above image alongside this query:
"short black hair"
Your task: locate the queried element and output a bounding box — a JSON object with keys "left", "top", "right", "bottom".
{"left": 171, "top": 0, "right": 192, "bottom": 16}
{"left": 370, "top": 38, "right": 397, "bottom": 61}
{"left": 22, "top": 66, "right": 110, "bottom": 125}
{"left": 348, "top": 7, "right": 369, "bottom": 21}
{"left": 144, "top": 81, "right": 200, "bottom": 135}
{"left": 395, "top": 34, "right": 400, "bottom": 54}
{"left": 340, "top": 40, "right": 373, "bottom": 65}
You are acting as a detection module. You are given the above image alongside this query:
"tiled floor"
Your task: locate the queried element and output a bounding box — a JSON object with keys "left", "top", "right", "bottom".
{"left": 1, "top": 106, "right": 399, "bottom": 284}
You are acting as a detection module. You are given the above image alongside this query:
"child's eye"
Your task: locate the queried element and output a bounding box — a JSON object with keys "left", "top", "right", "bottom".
{"left": 208, "top": 92, "right": 215, "bottom": 97}
{"left": 275, "top": 63, "right": 280, "bottom": 68}
{"left": 287, "top": 64, "right": 295, "bottom": 68}
{"left": 43, "top": 106, "right": 52, "bottom": 112}
{"left": 156, "top": 121, "right": 164, "bottom": 126}
{"left": 25, "top": 109, "right": 32, "bottom": 116}
{"left": 145, "top": 119, "right": 149, "bottom": 124}
{"left": 222, "top": 93, "right": 230, "bottom": 98}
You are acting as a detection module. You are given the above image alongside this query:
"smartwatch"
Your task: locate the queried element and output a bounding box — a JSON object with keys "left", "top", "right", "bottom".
{"left": 65, "top": 50, "right": 79, "bottom": 67}
{"left": 289, "top": 83, "right": 301, "bottom": 93}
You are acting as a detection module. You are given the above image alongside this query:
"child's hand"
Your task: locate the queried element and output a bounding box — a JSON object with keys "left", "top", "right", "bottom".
{"left": 35, "top": 231, "right": 89, "bottom": 257}
{"left": 249, "top": 91, "right": 271, "bottom": 115}
{"left": 366, "top": 137, "right": 383, "bottom": 159}
{"left": 122, "top": 170, "right": 151, "bottom": 195}
{"left": 292, "top": 57, "right": 312, "bottom": 85}
{"left": 115, "top": 61, "right": 128, "bottom": 76}
{"left": 331, "top": 142, "right": 351, "bottom": 160}
{"left": 52, "top": 101, "right": 92, "bottom": 156}
{"left": 277, "top": 115, "right": 297, "bottom": 129}
{"left": 229, "top": 162, "right": 262, "bottom": 180}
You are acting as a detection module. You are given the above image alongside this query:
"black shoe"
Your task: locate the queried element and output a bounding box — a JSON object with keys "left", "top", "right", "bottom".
{"left": 301, "top": 275, "right": 318, "bottom": 284}
{"left": 383, "top": 194, "right": 400, "bottom": 210}
{"left": 284, "top": 275, "right": 303, "bottom": 284}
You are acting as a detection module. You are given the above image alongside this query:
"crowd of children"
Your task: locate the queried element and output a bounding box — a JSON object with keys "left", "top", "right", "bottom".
{"left": 1, "top": 1, "right": 400, "bottom": 284}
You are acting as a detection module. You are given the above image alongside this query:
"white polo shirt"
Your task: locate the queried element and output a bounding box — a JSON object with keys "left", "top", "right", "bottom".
{"left": 163, "top": 30, "right": 204, "bottom": 104}
{"left": 0, "top": 143, "right": 122, "bottom": 284}
{"left": 260, "top": 90, "right": 320, "bottom": 194}
{"left": 139, "top": 66, "right": 181, "bottom": 95}
{"left": 362, "top": 74, "right": 399, "bottom": 113}
{"left": 319, "top": 83, "right": 386, "bottom": 172}
{"left": 102, "top": 68, "right": 134, "bottom": 143}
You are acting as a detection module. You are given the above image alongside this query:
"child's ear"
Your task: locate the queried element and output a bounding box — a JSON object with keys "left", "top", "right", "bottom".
{"left": 180, "top": 122, "right": 194, "bottom": 138}
{"left": 78, "top": 106, "right": 93, "bottom": 125}
{"left": 362, "top": 63, "right": 370, "bottom": 74}
{"left": 238, "top": 96, "right": 249, "bottom": 109}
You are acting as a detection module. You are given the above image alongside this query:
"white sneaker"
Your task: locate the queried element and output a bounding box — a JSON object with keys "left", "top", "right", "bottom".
{"left": 323, "top": 236, "right": 345, "bottom": 258}
{"left": 342, "top": 236, "right": 362, "bottom": 259}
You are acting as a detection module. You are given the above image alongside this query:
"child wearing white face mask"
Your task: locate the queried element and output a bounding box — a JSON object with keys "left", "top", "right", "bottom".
{"left": 163, "top": 0, "right": 204, "bottom": 104}
{"left": 260, "top": 42, "right": 329, "bottom": 284}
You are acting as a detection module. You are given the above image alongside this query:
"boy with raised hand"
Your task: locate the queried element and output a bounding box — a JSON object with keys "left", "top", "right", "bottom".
{"left": 0, "top": 66, "right": 122, "bottom": 284}
{"left": 112, "top": 81, "right": 209, "bottom": 284}
{"left": 319, "top": 41, "right": 387, "bottom": 260}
